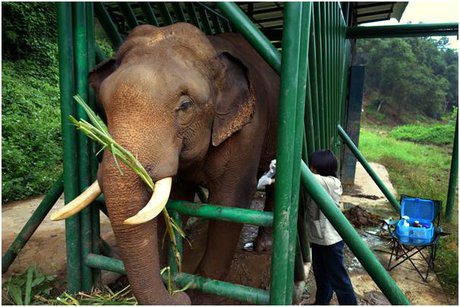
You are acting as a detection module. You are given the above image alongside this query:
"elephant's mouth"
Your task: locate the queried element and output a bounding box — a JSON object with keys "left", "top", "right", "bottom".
{"left": 50, "top": 177, "right": 172, "bottom": 225}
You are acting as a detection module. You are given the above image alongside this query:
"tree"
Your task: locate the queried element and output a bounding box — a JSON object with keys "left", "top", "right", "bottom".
{"left": 356, "top": 36, "right": 457, "bottom": 121}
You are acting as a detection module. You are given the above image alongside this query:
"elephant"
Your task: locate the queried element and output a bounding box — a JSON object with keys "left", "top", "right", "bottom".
{"left": 53, "top": 22, "right": 279, "bottom": 304}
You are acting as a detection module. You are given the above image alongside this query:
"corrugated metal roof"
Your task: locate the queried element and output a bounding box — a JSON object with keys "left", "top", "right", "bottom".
{"left": 352, "top": 2, "right": 408, "bottom": 24}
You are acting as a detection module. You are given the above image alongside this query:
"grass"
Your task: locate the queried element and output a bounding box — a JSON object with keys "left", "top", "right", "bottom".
{"left": 359, "top": 124, "right": 458, "bottom": 297}
{"left": 2, "top": 266, "right": 57, "bottom": 305}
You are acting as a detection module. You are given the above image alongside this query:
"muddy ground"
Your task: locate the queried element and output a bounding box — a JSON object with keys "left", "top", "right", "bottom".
{"left": 2, "top": 162, "right": 457, "bottom": 304}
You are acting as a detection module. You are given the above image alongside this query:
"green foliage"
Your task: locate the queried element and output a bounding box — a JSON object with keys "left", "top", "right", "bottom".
{"left": 2, "top": 3, "right": 57, "bottom": 66}
{"left": 2, "top": 60, "right": 62, "bottom": 202}
{"left": 2, "top": 266, "right": 57, "bottom": 305}
{"left": 389, "top": 122, "right": 456, "bottom": 145}
{"left": 357, "top": 37, "right": 458, "bottom": 122}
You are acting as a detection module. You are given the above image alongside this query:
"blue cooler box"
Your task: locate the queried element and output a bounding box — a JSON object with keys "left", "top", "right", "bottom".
{"left": 395, "top": 197, "right": 435, "bottom": 244}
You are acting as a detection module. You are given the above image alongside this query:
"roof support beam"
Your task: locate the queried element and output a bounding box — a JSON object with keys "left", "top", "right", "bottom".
{"left": 347, "top": 22, "right": 458, "bottom": 39}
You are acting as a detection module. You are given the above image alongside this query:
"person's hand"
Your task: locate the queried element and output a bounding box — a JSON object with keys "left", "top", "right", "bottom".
{"left": 257, "top": 175, "right": 273, "bottom": 189}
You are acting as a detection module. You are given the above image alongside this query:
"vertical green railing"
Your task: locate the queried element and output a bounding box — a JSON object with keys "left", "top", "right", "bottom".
{"left": 57, "top": 2, "right": 81, "bottom": 293}
{"left": 445, "top": 115, "right": 458, "bottom": 221}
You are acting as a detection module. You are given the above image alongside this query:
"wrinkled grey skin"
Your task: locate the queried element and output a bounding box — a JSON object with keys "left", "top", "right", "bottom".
{"left": 89, "top": 23, "right": 279, "bottom": 304}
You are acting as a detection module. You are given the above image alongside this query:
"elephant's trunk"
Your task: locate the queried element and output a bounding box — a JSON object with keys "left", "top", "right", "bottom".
{"left": 101, "top": 153, "right": 189, "bottom": 305}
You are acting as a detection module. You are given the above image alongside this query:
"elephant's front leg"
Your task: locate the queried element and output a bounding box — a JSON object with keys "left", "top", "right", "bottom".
{"left": 196, "top": 180, "right": 256, "bottom": 280}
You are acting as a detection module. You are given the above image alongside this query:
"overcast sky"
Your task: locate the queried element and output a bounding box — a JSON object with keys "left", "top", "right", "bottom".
{"left": 363, "top": 1, "right": 459, "bottom": 48}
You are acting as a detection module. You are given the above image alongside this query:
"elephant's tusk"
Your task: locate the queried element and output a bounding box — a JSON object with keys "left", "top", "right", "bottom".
{"left": 50, "top": 181, "right": 101, "bottom": 221}
{"left": 123, "top": 177, "right": 172, "bottom": 225}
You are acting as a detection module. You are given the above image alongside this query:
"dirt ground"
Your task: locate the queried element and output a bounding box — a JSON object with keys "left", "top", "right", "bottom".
{"left": 2, "top": 162, "right": 457, "bottom": 305}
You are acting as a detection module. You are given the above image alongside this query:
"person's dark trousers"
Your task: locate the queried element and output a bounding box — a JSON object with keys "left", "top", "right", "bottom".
{"left": 311, "top": 241, "right": 358, "bottom": 305}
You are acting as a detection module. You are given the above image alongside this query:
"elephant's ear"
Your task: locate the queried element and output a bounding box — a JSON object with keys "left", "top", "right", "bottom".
{"left": 212, "top": 52, "right": 256, "bottom": 147}
{"left": 88, "top": 59, "right": 118, "bottom": 95}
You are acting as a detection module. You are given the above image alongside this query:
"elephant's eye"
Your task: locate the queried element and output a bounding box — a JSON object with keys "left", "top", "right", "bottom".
{"left": 177, "top": 98, "right": 193, "bottom": 111}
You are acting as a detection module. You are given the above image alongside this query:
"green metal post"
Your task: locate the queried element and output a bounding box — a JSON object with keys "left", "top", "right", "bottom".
{"left": 73, "top": 2, "right": 93, "bottom": 291}
{"left": 86, "top": 2, "right": 101, "bottom": 286}
{"left": 300, "top": 161, "right": 410, "bottom": 305}
{"left": 286, "top": 3, "right": 312, "bottom": 302}
{"left": 270, "top": 3, "right": 306, "bottom": 304}
{"left": 94, "top": 3, "right": 123, "bottom": 49}
{"left": 338, "top": 125, "right": 400, "bottom": 211}
{"left": 323, "top": 3, "right": 331, "bottom": 148}
{"left": 314, "top": 3, "right": 326, "bottom": 148}
{"left": 140, "top": 3, "right": 160, "bottom": 26}
{"left": 309, "top": 13, "right": 321, "bottom": 151}
{"left": 2, "top": 175, "right": 64, "bottom": 273}
{"left": 216, "top": 2, "right": 281, "bottom": 73}
{"left": 445, "top": 116, "right": 458, "bottom": 221}
{"left": 118, "top": 3, "right": 139, "bottom": 29}
{"left": 57, "top": 2, "right": 81, "bottom": 293}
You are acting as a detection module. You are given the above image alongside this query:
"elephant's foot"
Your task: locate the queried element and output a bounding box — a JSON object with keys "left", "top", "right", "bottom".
{"left": 254, "top": 227, "right": 272, "bottom": 252}
{"left": 188, "top": 290, "right": 228, "bottom": 305}
{"left": 170, "top": 291, "right": 191, "bottom": 305}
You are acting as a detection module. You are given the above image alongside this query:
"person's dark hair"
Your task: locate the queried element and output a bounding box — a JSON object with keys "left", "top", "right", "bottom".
{"left": 309, "top": 149, "right": 338, "bottom": 177}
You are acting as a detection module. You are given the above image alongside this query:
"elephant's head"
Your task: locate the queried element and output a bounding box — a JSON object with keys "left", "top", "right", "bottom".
{"left": 55, "top": 23, "right": 257, "bottom": 304}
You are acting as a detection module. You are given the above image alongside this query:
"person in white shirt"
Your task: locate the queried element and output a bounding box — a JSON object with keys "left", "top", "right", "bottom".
{"left": 306, "top": 150, "right": 357, "bottom": 305}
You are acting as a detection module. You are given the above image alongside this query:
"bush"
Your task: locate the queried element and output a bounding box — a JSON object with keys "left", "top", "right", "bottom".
{"left": 389, "top": 120, "right": 456, "bottom": 145}
{"left": 2, "top": 60, "right": 62, "bottom": 203}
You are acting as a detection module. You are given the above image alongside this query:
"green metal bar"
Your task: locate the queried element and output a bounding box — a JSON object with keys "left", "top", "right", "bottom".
{"left": 333, "top": 3, "right": 339, "bottom": 154}
{"left": 338, "top": 125, "right": 400, "bottom": 211}
{"left": 185, "top": 3, "right": 200, "bottom": 29}
{"left": 270, "top": 3, "right": 305, "bottom": 304}
{"left": 314, "top": 3, "right": 326, "bottom": 148}
{"left": 195, "top": 3, "right": 213, "bottom": 34}
{"left": 300, "top": 161, "right": 410, "bottom": 305}
{"left": 445, "top": 116, "right": 458, "bottom": 221}
{"left": 85, "top": 254, "right": 270, "bottom": 304}
{"left": 73, "top": 2, "right": 93, "bottom": 291}
{"left": 94, "top": 3, "right": 123, "bottom": 49}
{"left": 167, "top": 201, "right": 273, "bottom": 227}
{"left": 323, "top": 3, "right": 331, "bottom": 149}
{"left": 118, "top": 3, "right": 139, "bottom": 29}
{"left": 216, "top": 2, "right": 281, "bottom": 73}
{"left": 309, "top": 13, "right": 321, "bottom": 151}
{"left": 57, "top": 2, "right": 81, "bottom": 293}
{"left": 86, "top": 2, "right": 101, "bottom": 286}
{"left": 172, "top": 3, "right": 187, "bottom": 23}
{"left": 2, "top": 175, "right": 64, "bottom": 273}
{"left": 347, "top": 22, "right": 458, "bottom": 39}
{"left": 174, "top": 273, "right": 270, "bottom": 305}
{"left": 140, "top": 3, "right": 160, "bottom": 26}
{"left": 158, "top": 3, "right": 174, "bottom": 25}
{"left": 85, "top": 253, "right": 125, "bottom": 275}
